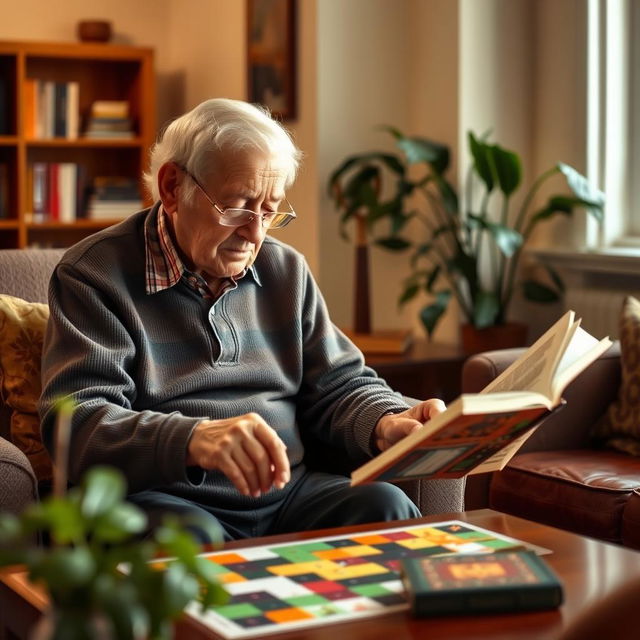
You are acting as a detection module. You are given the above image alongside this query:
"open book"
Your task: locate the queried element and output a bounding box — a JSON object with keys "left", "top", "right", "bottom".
{"left": 351, "top": 310, "right": 612, "bottom": 486}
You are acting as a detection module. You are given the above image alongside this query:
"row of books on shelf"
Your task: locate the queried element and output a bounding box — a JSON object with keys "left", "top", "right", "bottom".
{"left": 28, "top": 163, "right": 143, "bottom": 222}
{"left": 24, "top": 79, "right": 79, "bottom": 139}
{"left": 23, "top": 79, "right": 135, "bottom": 141}
{"left": 84, "top": 100, "right": 135, "bottom": 139}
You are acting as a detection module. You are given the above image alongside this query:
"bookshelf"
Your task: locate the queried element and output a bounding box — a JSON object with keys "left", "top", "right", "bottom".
{"left": 0, "top": 40, "right": 155, "bottom": 248}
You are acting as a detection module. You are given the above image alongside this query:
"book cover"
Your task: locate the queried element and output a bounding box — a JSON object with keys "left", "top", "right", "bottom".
{"left": 401, "top": 550, "right": 563, "bottom": 616}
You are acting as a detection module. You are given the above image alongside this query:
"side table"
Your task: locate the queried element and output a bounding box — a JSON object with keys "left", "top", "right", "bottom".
{"left": 365, "top": 341, "right": 466, "bottom": 403}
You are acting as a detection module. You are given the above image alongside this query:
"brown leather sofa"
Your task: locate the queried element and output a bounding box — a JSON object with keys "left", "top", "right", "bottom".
{"left": 462, "top": 343, "right": 640, "bottom": 549}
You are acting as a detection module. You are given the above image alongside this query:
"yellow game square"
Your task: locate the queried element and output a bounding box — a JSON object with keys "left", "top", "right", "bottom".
{"left": 269, "top": 560, "right": 335, "bottom": 577}
{"left": 396, "top": 538, "right": 438, "bottom": 550}
{"left": 314, "top": 548, "right": 352, "bottom": 561}
{"left": 316, "top": 562, "right": 388, "bottom": 581}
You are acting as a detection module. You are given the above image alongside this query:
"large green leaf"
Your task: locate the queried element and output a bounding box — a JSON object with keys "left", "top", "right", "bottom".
{"left": 396, "top": 136, "right": 450, "bottom": 173}
{"left": 328, "top": 151, "right": 405, "bottom": 196}
{"left": 491, "top": 144, "right": 521, "bottom": 196}
{"left": 531, "top": 195, "right": 604, "bottom": 224}
{"left": 398, "top": 283, "right": 420, "bottom": 307}
{"left": 487, "top": 222, "right": 523, "bottom": 257}
{"left": 81, "top": 466, "right": 127, "bottom": 519}
{"left": 419, "top": 291, "right": 452, "bottom": 337}
{"left": 473, "top": 291, "right": 500, "bottom": 328}
{"left": 468, "top": 132, "right": 494, "bottom": 192}
{"left": 31, "top": 547, "right": 96, "bottom": 591}
{"left": 434, "top": 175, "right": 459, "bottom": 214}
{"left": 25, "top": 498, "right": 85, "bottom": 544}
{"left": 558, "top": 163, "right": 605, "bottom": 219}
{"left": 93, "top": 503, "right": 147, "bottom": 542}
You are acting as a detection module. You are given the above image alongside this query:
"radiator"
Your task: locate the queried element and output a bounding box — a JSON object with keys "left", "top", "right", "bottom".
{"left": 565, "top": 288, "right": 639, "bottom": 340}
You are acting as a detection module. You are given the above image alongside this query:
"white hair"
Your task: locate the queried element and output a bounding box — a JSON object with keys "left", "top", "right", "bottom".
{"left": 144, "top": 98, "right": 302, "bottom": 202}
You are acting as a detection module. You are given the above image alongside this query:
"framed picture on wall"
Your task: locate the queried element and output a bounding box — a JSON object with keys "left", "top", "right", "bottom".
{"left": 247, "top": 0, "right": 297, "bottom": 120}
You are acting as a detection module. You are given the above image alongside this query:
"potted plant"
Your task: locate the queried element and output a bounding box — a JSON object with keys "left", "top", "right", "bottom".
{"left": 328, "top": 128, "right": 605, "bottom": 352}
{"left": 0, "top": 400, "right": 227, "bottom": 640}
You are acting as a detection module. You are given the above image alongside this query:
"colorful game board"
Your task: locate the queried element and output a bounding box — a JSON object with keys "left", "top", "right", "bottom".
{"left": 174, "top": 520, "right": 536, "bottom": 639}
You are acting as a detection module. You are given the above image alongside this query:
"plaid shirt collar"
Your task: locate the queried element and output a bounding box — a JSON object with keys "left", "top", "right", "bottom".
{"left": 144, "top": 204, "right": 261, "bottom": 297}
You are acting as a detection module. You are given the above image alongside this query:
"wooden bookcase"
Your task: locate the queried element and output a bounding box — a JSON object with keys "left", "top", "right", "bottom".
{"left": 0, "top": 40, "right": 155, "bottom": 248}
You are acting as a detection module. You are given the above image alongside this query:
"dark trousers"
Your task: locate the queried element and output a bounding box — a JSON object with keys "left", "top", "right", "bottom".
{"left": 129, "top": 471, "right": 420, "bottom": 542}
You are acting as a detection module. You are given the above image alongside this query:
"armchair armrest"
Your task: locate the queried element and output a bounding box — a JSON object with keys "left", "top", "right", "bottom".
{"left": 0, "top": 435, "right": 38, "bottom": 515}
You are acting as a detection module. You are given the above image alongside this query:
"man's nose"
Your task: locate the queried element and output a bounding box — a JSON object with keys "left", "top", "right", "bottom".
{"left": 236, "top": 214, "right": 264, "bottom": 242}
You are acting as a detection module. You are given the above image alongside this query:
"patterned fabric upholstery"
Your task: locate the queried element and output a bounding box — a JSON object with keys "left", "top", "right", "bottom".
{"left": 0, "top": 294, "right": 52, "bottom": 483}
{"left": 594, "top": 296, "right": 640, "bottom": 454}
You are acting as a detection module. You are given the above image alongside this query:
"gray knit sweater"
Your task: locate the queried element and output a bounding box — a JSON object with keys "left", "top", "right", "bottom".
{"left": 38, "top": 205, "right": 409, "bottom": 510}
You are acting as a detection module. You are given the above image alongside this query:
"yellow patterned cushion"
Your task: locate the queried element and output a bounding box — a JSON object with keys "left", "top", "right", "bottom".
{"left": 594, "top": 296, "right": 640, "bottom": 455}
{"left": 0, "top": 294, "right": 53, "bottom": 483}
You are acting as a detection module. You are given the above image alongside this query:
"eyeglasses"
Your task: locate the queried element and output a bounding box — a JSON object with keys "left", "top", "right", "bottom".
{"left": 179, "top": 166, "right": 297, "bottom": 229}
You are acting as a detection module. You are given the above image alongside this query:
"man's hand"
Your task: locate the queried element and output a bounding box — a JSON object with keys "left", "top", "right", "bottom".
{"left": 373, "top": 399, "right": 447, "bottom": 452}
{"left": 186, "top": 413, "right": 290, "bottom": 497}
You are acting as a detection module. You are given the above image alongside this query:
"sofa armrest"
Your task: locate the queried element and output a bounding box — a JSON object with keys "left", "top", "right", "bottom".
{"left": 0, "top": 436, "right": 38, "bottom": 515}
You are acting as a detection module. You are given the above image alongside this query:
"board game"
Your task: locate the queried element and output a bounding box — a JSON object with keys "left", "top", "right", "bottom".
{"left": 165, "top": 520, "right": 539, "bottom": 639}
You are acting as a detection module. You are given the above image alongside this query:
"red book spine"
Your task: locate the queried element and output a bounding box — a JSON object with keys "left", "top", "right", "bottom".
{"left": 48, "top": 163, "right": 60, "bottom": 221}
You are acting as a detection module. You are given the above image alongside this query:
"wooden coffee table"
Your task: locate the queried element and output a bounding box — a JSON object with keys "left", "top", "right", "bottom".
{"left": 2, "top": 508, "right": 640, "bottom": 639}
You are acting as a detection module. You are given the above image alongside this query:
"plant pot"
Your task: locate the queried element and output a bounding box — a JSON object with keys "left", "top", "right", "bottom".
{"left": 461, "top": 322, "right": 528, "bottom": 355}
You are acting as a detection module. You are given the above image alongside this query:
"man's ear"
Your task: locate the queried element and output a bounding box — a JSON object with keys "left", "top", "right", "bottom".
{"left": 158, "top": 162, "right": 180, "bottom": 213}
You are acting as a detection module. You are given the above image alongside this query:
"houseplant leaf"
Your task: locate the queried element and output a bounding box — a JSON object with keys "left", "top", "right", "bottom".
{"left": 420, "top": 290, "right": 452, "bottom": 336}
{"left": 469, "top": 132, "right": 495, "bottom": 192}
{"left": 558, "top": 162, "right": 605, "bottom": 219}
{"left": 491, "top": 144, "right": 521, "bottom": 196}
{"left": 394, "top": 134, "right": 450, "bottom": 174}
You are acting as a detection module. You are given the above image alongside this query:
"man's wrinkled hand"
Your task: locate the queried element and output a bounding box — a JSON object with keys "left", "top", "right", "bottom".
{"left": 186, "top": 413, "right": 290, "bottom": 497}
{"left": 373, "top": 399, "right": 446, "bottom": 452}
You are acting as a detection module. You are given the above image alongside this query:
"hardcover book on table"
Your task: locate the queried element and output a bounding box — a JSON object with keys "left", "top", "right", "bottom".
{"left": 351, "top": 310, "right": 612, "bottom": 485}
{"left": 401, "top": 550, "right": 564, "bottom": 616}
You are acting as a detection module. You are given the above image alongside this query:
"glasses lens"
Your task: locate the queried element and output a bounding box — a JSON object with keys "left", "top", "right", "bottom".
{"left": 219, "top": 209, "right": 295, "bottom": 229}
{"left": 219, "top": 208, "right": 253, "bottom": 227}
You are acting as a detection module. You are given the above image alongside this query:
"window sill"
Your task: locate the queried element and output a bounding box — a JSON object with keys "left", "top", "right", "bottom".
{"left": 531, "top": 247, "right": 640, "bottom": 278}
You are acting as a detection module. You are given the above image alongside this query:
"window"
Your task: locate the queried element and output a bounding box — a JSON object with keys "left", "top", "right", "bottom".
{"left": 587, "top": 0, "right": 640, "bottom": 248}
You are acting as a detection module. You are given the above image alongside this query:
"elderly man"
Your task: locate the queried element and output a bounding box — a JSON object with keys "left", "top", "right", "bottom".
{"left": 39, "top": 98, "right": 445, "bottom": 541}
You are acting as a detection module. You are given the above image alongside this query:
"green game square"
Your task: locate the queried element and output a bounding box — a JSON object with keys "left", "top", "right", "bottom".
{"left": 275, "top": 542, "right": 334, "bottom": 563}
{"left": 482, "top": 538, "right": 519, "bottom": 550}
{"left": 455, "top": 530, "right": 490, "bottom": 540}
{"left": 286, "top": 594, "right": 329, "bottom": 607}
{"left": 213, "top": 603, "right": 262, "bottom": 620}
{"left": 350, "top": 584, "right": 393, "bottom": 598}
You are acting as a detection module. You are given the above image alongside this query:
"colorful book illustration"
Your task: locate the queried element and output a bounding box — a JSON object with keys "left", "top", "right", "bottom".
{"left": 351, "top": 310, "right": 612, "bottom": 485}
{"left": 148, "top": 520, "right": 544, "bottom": 639}
{"left": 401, "top": 549, "right": 563, "bottom": 616}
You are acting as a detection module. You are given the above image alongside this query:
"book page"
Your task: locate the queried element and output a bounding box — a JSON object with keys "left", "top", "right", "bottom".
{"left": 551, "top": 328, "right": 612, "bottom": 401}
{"left": 481, "top": 311, "right": 577, "bottom": 401}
